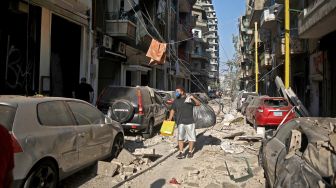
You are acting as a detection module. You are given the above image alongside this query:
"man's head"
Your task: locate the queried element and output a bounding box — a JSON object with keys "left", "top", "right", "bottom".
{"left": 80, "top": 77, "right": 87, "bottom": 83}
{"left": 175, "top": 86, "right": 186, "bottom": 98}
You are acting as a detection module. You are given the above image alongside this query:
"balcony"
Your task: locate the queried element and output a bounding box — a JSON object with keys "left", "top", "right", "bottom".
{"left": 260, "top": 4, "right": 282, "bottom": 29}
{"left": 246, "top": 0, "right": 265, "bottom": 28}
{"left": 260, "top": 53, "right": 272, "bottom": 67}
{"left": 280, "top": 37, "right": 304, "bottom": 55}
{"left": 191, "top": 51, "right": 210, "bottom": 60}
{"left": 105, "top": 12, "right": 136, "bottom": 43}
{"left": 195, "top": 19, "right": 207, "bottom": 27}
{"left": 298, "top": 0, "right": 336, "bottom": 38}
{"left": 207, "top": 33, "right": 218, "bottom": 38}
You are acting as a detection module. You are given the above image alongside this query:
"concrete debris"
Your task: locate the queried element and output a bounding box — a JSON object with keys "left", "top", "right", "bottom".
{"left": 223, "top": 131, "right": 245, "bottom": 139}
{"left": 115, "top": 149, "right": 137, "bottom": 165}
{"left": 236, "top": 136, "right": 263, "bottom": 142}
{"left": 97, "top": 161, "right": 119, "bottom": 177}
{"left": 133, "top": 148, "right": 156, "bottom": 157}
{"left": 224, "top": 114, "right": 235, "bottom": 122}
{"left": 204, "top": 183, "right": 221, "bottom": 188}
{"left": 221, "top": 141, "right": 244, "bottom": 154}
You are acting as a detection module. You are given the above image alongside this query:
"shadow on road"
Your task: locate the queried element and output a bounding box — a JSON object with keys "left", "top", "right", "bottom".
{"left": 193, "top": 132, "right": 221, "bottom": 154}
{"left": 150, "top": 178, "right": 166, "bottom": 188}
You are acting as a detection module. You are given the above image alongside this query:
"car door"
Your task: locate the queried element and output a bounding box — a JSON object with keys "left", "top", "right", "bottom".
{"left": 36, "top": 101, "right": 79, "bottom": 172}
{"left": 66, "top": 101, "right": 114, "bottom": 165}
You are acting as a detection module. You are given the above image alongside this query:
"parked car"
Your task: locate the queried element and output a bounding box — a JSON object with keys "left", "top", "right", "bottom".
{"left": 260, "top": 118, "right": 336, "bottom": 187}
{"left": 0, "top": 95, "right": 124, "bottom": 188}
{"left": 241, "top": 95, "right": 258, "bottom": 115}
{"left": 245, "top": 96, "right": 295, "bottom": 130}
{"left": 156, "top": 90, "right": 176, "bottom": 110}
{"left": 192, "top": 92, "right": 210, "bottom": 104}
{"left": 236, "top": 91, "right": 258, "bottom": 111}
{"left": 96, "top": 86, "right": 167, "bottom": 138}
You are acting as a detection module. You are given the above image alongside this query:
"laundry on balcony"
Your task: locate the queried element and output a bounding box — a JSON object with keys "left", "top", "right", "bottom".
{"left": 146, "top": 39, "right": 167, "bottom": 65}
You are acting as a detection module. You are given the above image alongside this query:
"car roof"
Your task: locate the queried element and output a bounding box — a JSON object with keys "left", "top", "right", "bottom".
{"left": 0, "top": 95, "right": 85, "bottom": 106}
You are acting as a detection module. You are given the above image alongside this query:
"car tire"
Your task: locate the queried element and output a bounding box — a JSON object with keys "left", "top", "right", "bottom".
{"left": 23, "top": 160, "right": 58, "bottom": 188}
{"left": 143, "top": 119, "right": 154, "bottom": 139}
{"left": 111, "top": 133, "right": 124, "bottom": 158}
{"left": 110, "top": 100, "right": 134, "bottom": 123}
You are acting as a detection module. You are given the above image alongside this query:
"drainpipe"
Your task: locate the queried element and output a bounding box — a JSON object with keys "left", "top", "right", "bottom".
{"left": 254, "top": 22, "right": 259, "bottom": 94}
{"left": 285, "top": 0, "right": 290, "bottom": 89}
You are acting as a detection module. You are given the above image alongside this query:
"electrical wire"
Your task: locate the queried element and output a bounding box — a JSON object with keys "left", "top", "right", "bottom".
{"left": 128, "top": 0, "right": 213, "bottom": 92}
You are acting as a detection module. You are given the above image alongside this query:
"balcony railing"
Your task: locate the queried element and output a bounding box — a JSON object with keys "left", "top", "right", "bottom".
{"left": 105, "top": 11, "right": 137, "bottom": 24}
{"left": 191, "top": 52, "right": 210, "bottom": 60}
{"left": 105, "top": 12, "right": 137, "bottom": 42}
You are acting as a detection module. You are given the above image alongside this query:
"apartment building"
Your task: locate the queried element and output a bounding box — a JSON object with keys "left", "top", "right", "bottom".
{"left": 202, "top": 0, "right": 220, "bottom": 90}
{"left": 238, "top": 0, "right": 336, "bottom": 117}
{"left": 190, "top": 0, "right": 210, "bottom": 92}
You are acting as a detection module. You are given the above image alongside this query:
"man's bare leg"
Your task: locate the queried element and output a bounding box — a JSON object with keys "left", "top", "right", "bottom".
{"left": 189, "top": 141, "right": 194, "bottom": 153}
{"left": 178, "top": 140, "right": 184, "bottom": 152}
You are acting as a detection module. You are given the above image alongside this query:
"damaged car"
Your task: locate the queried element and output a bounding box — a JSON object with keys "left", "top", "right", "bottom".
{"left": 0, "top": 95, "right": 124, "bottom": 188}
{"left": 260, "top": 117, "right": 336, "bottom": 187}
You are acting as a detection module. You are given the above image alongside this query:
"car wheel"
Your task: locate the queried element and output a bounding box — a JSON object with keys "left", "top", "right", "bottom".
{"left": 24, "top": 161, "right": 58, "bottom": 188}
{"left": 111, "top": 134, "right": 124, "bottom": 158}
{"left": 143, "top": 120, "right": 154, "bottom": 139}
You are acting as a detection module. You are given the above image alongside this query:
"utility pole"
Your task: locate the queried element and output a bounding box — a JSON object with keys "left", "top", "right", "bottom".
{"left": 285, "top": 0, "right": 290, "bottom": 88}
{"left": 254, "top": 22, "right": 258, "bottom": 93}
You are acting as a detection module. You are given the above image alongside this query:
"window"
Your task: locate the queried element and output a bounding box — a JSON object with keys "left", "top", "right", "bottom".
{"left": 141, "top": 89, "right": 153, "bottom": 105}
{"left": 67, "top": 101, "right": 105, "bottom": 125}
{"left": 37, "top": 101, "right": 73, "bottom": 126}
{"left": 0, "top": 105, "right": 16, "bottom": 131}
{"left": 154, "top": 93, "right": 163, "bottom": 104}
{"left": 264, "top": 99, "right": 288, "bottom": 107}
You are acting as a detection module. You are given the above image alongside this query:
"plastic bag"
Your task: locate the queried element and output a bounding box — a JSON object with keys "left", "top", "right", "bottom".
{"left": 193, "top": 103, "right": 216, "bottom": 129}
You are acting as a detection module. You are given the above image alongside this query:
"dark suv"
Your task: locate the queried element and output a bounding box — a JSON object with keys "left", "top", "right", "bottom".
{"left": 96, "top": 86, "right": 167, "bottom": 138}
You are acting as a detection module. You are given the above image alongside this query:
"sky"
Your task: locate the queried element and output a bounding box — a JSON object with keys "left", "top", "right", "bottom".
{"left": 212, "top": 0, "right": 245, "bottom": 69}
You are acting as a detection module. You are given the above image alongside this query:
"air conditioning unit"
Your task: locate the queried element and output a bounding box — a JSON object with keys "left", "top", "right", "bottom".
{"left": 103, "top": 35, "right": 113, "bottom": 49}
{"left": 117, "top": 42, "right": 126, "bottom": 54}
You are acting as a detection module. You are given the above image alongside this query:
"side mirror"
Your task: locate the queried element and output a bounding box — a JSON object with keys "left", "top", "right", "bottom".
{"left": 105, "top": 115, "right": 113, "bottom": 124}
{"left": 107, "top": 106, "right": 112, "bottom": 118}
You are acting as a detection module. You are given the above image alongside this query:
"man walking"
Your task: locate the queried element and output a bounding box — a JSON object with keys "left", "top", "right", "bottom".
{"left": 73, "top": 77, "right": 94, "bottom": 103}
{"left": 168, "top": 87, "right": 201, "bottom": 159}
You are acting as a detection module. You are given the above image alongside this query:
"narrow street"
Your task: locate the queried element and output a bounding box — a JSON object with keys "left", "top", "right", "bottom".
{"left": 60, "top": 100, "right": 265, "bottom": 188}
{"left": 1, "top": 0, "right": 336, "bottom": 188}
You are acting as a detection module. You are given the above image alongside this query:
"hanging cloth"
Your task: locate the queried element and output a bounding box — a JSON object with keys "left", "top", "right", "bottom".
{"left": 146, "top": 39, "right": 167, "bottom": 65}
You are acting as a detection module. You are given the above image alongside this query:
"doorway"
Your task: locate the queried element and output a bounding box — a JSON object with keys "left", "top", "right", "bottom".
{"left": 50, "top": 14, "right": 81, "bottom": 97}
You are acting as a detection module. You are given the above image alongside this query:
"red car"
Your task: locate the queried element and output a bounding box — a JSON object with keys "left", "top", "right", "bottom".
{"left": 245, "top": 96, "right": 295, "bottom": 129}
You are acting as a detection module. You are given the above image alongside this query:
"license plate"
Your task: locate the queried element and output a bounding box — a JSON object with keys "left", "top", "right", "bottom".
{"left": 273, "top": 111, "right": 283, "bottom": 116}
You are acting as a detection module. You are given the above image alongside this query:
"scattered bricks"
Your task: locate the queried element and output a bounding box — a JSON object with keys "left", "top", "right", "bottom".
{"left": 97, "top": 161, "right": 119, "bottom": 177}
{"left": 114, "top": 149, "right": 137, "bottom": 165}
{"left": 133, "top": 148, "right": 156, "bottom": 157}
{"left": 124, "top": 165, "right": 136, "bottom": 173}
{"left": 142, "top": 158, "right": 152, "bottom": 165}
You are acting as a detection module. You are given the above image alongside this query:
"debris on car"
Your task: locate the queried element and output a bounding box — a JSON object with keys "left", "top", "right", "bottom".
{"left": 261, "top": 118, "right": 336, "bottom": 187}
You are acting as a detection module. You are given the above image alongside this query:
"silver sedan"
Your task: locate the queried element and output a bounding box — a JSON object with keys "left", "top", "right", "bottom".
{"left": 0, "top": 95, "right": 124, "bottom": 188}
